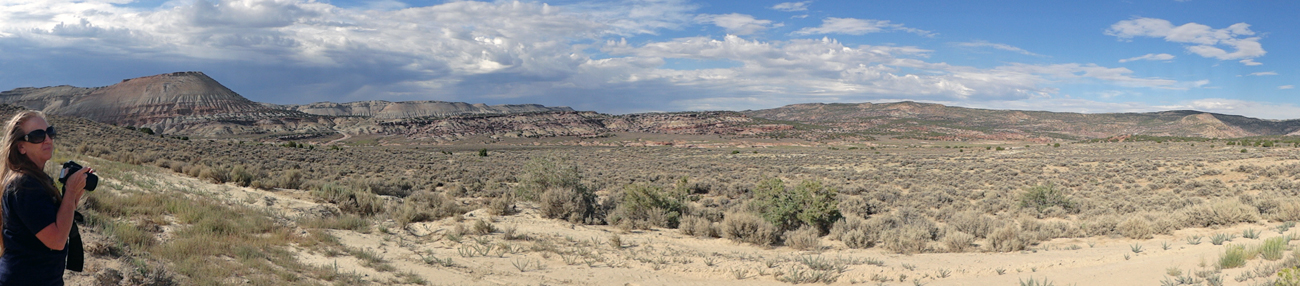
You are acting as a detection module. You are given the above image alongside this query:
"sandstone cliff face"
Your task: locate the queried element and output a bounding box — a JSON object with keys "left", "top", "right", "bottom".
{"left": 268, "top": 101, "right": 574, "bottom": 119}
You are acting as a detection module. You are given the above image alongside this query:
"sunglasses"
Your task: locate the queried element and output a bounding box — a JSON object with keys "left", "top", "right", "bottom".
{"left": 21, "top": 126, "right": 56, "bottom": 144}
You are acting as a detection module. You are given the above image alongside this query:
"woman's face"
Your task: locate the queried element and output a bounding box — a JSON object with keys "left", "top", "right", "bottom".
{"left": 17, "top": 117, "right": 53, "bottom": 167}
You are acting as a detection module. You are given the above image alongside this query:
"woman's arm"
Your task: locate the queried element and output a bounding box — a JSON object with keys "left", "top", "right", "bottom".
{"left": 32, "top": 168, "right": 90, "bottom": 250}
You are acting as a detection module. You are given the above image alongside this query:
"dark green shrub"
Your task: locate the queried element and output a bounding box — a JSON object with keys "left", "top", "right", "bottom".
{"left": 608, "top": 183, "right": 685, "bottom": 229}
{"left": 1019, "top": 183, "right": 1073, "bottom": 215}
{"left": 749, "top": 178, "right": 841, "bottom": 233}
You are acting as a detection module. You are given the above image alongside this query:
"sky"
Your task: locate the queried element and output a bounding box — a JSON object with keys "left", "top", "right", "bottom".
{"left": 1, "top": 0, "right": 1297, "bottom": 119}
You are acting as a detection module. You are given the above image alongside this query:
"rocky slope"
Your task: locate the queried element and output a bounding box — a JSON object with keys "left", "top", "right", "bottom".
{"left": 267, "top": 100, "right": 573, "bottom": 119}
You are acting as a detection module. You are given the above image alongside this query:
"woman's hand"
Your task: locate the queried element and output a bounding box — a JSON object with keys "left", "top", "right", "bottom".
{"left": 63, "top": 167, "right": 92, "bottom": 203}
{"left": 36, "top": 166, "right": 94, "bottom": 250}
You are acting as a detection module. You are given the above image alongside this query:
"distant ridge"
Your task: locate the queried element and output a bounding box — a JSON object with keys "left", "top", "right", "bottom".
{"left": 4, "top": 72, "right": 1300, "bottom": 142}
{"left": 266, "top": 100, "right": 573, "bottom": 119}
{"left": 741, "top": 102, "right": 1300, "bottom": 141}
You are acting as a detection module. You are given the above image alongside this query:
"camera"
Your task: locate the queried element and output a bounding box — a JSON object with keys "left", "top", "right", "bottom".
{"left": 58, "top": 160, "right": 97, "bottom": 192}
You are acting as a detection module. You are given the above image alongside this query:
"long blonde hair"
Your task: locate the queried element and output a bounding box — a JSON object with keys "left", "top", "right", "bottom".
{"left": 0, "top": 110, "right": 59, "bottom": 254}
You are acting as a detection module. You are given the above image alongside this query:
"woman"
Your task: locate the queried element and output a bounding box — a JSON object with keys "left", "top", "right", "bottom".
{"left": 0, "top": 111, "right": 92, "bottom": 285}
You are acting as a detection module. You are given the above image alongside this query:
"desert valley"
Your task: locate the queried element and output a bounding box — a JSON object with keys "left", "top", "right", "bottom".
{"left": 4, "top": 72, "right": 1300, "bottom": 286}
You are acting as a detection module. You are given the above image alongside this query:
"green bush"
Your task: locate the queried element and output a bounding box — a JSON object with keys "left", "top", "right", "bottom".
{"left": 516, "top": 156, "right": 582, "bottom": 201}
{"left": 608, "top": 183, "right": 685, "bottom": 229}
{"left": 1219, "top": 244, "right": 1248, "bottom": 269}
{"left": 1259, "top": 236, "right": 1289, "bottom": 261}
{"left": 1020, "top": 183, "right": 1073, "bottom": 216}
{"left": 748, "top": 178, "right": 841, "bottom": 233}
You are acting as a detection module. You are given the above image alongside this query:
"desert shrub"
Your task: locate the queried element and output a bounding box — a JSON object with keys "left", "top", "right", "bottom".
{"left": 865, "top": 208, "right": 939, "bottom": 239}
{"left": 392, "top": 191, "right": 464, "bottom": 226}
{"left": 988, "top": 223, "right": 1028, "bottom": 252}
{"left": 1081, "top": 215, "right": 1120, "bottom": 237}
{"left": 828, "top": 217, "right": 875, "bottom": 249}
{"left": 197, "top": 166, "right": 228, "bottom": 184}
{"left": 880, "top": 224, "right": 931, "bottom": 254}
{"left": 748, "top": 178, "right": 841, "bottom": 233}
{"left": 516, "top": 156, "right": 582, "bottom": 201}
{"left": 721, "top": 212, "right": 781, "bottom": 246}
{"left": 540, "top": 186, "right": 599, "bottom": 224}
{"left": 269, "top": 169, "right": 302, "bottom": 190}
{"left": 607, "top": 183, "right": 685, "bottom": 229}
{"left": 229, "top": 164, "right": 255, "bottom": 187}
{"left": 486, "top": 195, "right": 517, "bottom": 216}
{"left": 942, "top": 230, "right": 975, "bottom": 253}
{"left": 947, "top": 210, "right": 997, "bottom": 238}
{"left": 313, "top": 183, "right": 385, "bottom": 216}
{"left": 1020, "top": 183, "right": 1073, "bottom": 217}
{"left": 1117, "top": 216, "right": 1154, "bottom": 239}
{"left": 784, "top": 226, "right": 822, "bottom": 251}
{"left": 472, "top": 219, "right": 495, "bottom": 235}
{"left": 1179, "top": 199, "right": 1260, "bottom": 228}
{"left": 1271, "top": 199, "right": 1300, "bottom": 222}
{"left": 837, "top": 196, "right": 880, "bottom": 219}
{"left": 679, "top": 215, "right": 717, "bottom": 238}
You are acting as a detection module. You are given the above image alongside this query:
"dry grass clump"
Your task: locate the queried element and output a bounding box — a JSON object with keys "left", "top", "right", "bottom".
{"left": 721, "top": 212, "right": 781, "bottom": 246}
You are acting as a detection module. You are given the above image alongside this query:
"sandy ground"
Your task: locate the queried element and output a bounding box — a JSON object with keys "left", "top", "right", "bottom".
{"left": 63, "top": 155, "right": 1300, "bottom": 286}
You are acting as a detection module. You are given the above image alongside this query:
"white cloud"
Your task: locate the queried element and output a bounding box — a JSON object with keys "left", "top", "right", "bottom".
{"left": 955, "top": 41, "right": 1041, "bottom": 56}
{"left": 1248, "top": 71, "right": 1277, "bottom": 76}
{"left": 771, "top": 1, "right": 811, "bottom": 12}
{"left": 793, "top": 17, "right": 934, "bottom": 37}
{"left": 1282, "top": 85, "right": 1295, "bottom": 90}
{"left": 1239, "top": 59, "right": 1262, "bottom": 66}
{"left": 0, "top": 0, "right": 1235, "bottom": 114}
{"left": 1107, "top": 18, "right": 1265, "bottom": 64}
{"left": 695, "top": 14, "right": 780, "bottom": 35}
{"left": 1118, "top": 53, "right": 1175, "bottom": 63}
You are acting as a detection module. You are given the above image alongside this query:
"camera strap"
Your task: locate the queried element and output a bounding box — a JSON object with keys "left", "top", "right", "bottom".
{"left": 66, "top": 213, "right": 83, "bottom": 272}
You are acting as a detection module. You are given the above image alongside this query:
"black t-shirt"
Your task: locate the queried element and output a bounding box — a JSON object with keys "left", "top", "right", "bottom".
{"left": 0, "top": 174, "right": 67, "bottom": 285}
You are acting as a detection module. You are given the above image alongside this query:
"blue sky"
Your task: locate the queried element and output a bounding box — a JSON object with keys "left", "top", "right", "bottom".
{"left": 1, "top": 0, "right": 1296, "bottom": 118}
